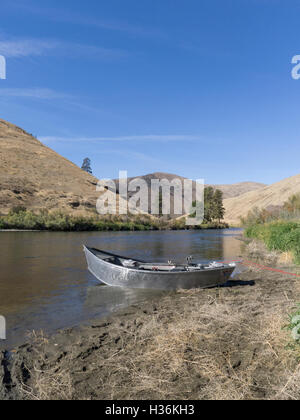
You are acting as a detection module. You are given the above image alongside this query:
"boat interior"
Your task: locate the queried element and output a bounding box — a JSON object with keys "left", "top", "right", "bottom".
{"left": 89, "top": 248, "right": 227, "bottom": 273}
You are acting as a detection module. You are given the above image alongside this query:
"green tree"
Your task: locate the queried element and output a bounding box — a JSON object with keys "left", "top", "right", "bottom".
{"left": 191, "top": 187, "right": 225, "bottom": 223}
{"left": 213, "top": 189, "right": 225, "bottom": 222}
{"left": 204, "top": 186, "right": 215, "bottom": 222}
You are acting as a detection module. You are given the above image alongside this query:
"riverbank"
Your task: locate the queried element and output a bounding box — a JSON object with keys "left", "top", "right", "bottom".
{"left": 244, "top": 221, "right": 300, "bottom": 265}
{"left": 1, "top": 240, "right": 300, "bottom": 400}
{"left": 0, "top": 210, "right": 228, "bottom": 232}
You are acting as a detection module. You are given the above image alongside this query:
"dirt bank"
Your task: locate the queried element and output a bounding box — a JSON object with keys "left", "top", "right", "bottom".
{"left": 1, "top": 241, "right": 300, "bottom": 400}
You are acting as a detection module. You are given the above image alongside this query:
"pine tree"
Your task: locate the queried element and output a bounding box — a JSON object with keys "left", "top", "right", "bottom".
{"left": 81, "top": 158, "right": 92, "bottom": 174}
{"left": 213, "top": 189, "right": 225, "bottom": 222}
{"left": 204, "top": 186, "right": 215, "bottom": 222}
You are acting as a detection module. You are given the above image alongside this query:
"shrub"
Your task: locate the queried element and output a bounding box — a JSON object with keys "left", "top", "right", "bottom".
{"left": 245, "top": 220, "right": 300, "bottom": 264}
{"left": 0, "top": 210, "right": 229, "bottom": 232}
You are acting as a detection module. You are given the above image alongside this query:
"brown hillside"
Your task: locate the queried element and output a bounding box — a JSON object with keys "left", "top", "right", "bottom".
{"left": 118, "top": 173, "right": 265, "bottom": 200}
{"left": 0, "top": 119, "right": 127, "bottom": 215}
{"left": 114, "top": 172, "right": 265, "bottom": 219}
{"left": 207, "top": 181, "right": 266, "bottom": 199}
{"left": 224, "top": 173, "right": 300, "bottom": 225}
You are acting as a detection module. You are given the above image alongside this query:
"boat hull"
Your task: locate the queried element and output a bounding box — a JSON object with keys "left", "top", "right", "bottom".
{"left": 84, "top": 246, "right": 235, "bottom": 290}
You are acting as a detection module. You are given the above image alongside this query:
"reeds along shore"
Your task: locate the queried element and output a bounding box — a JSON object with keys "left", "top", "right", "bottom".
{"left": 241, "top": 194, "right": 300, "bottom": 265}
{"left": 245, "top": 221, "right": 300, "bottom": 265}
{"left": 0, "top": 208, "right": 228, "bottom": 232}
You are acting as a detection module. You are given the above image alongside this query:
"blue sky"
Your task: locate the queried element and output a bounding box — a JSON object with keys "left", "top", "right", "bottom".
{"left": 0, "top": 0, "right": 300, "bottom": 185}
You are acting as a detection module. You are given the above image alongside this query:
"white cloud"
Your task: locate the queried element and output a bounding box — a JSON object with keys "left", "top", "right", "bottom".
{"left": 3, "top": 2, "right": 163, "bottom": 38}
{"left": 40, "top": 135, "right": 202, "bottom": 143}
{"left": 54, "top": 15, "right": 163, "bottom": 38}
{"left": 99, "top": 149, "right": 163, "bottom": 164}
{"left": 0, "top": 38, "right": 129, "bottom": 60}
{"left": 0, "top": 88, "right": 72, "bottom": 99}
{"left": 0, "top": 39, "right": 58, "bottom": 58}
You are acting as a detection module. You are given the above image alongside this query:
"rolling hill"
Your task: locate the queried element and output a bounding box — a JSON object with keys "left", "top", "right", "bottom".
{"left": 208, "top": 181, "right": 266, "bottom": 199}
{"left": 0, "top": 118, "right": 128, "bottom": 215}
{"left": 115, "top": 172, "right": 265, "bottom": 200}
{"left": 113, "top": 172, "right": 266, "bottom": 219}
{"left": 223, "top": 173, "right": 300, "bottom": 225}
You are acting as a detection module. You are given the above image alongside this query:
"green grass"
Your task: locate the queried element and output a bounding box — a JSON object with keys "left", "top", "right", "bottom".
{"left": 245, "top": 220, "right": 300, "bottom": 264}
{"left": 0, "top": 210, "right": 157, "bottom": 232}
{"left": 0, "top": 209, "right": 229, "bottom": 232}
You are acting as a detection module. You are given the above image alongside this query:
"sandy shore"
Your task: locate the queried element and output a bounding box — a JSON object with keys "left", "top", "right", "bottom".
{"left": 1, "top": 241, "right": 300, "bottom": 400}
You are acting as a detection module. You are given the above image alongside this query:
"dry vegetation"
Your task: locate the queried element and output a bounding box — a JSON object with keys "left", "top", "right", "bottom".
{"left": 0, "top": 119, "right": 131, "bottom": 216}
{"left": 224, "top": 174, "right": 300, "bottom": 225}
{"left": 2, "top": 245, "right": 300, "bottom": 400}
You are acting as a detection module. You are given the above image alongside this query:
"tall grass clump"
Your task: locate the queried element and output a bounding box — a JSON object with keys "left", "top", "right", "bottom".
{"left": 245, "top": 221, "right": 300, "bottom": 264}
{"left": 241, "top": 193, "right": 300, "bottom": 265}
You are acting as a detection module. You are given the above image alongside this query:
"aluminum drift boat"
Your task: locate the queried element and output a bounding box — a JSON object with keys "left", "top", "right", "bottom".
{"left": 83, "top": 246, "right": 236, "bottom": 290}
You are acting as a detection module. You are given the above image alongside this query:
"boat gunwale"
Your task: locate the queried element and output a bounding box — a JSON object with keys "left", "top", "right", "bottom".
{"left": 84, "top": 246, "right": 235, "bottom": 276}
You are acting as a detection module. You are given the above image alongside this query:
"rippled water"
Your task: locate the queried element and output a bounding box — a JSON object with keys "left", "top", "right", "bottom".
{"left": 0, "top": 229, "right": 243, "bottom": 349}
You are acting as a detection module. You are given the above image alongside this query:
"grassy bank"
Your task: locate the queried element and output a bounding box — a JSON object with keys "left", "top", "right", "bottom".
{"left": 0, "top": 209, "right": 228, "bottom": 232}
{"left": 241, "top": 193, "right": 300, "bottom": 265}
{"left": 245, "top": 221, "right": 300, "bottom": 264}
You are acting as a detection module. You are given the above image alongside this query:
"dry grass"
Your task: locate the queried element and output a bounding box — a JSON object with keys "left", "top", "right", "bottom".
{"left": 77, "top": 297, "right": 297, "bottom": 400}
{"left": 246, "top": 239, "right": 279, "bottom": 265}
{"left": 17, "top": 303, "right": 300, "bottom": 400}
{"left": 10, "top": 267, "right": 300, "bottom": 400}
{"left": 16, "top": 302, "right": 300, "bottom": 400}
{"left": 18, "top": 331, "right": 73, "bottom": 400}
{"left": 278, "top": 252, "right": 295, "bottom": 266}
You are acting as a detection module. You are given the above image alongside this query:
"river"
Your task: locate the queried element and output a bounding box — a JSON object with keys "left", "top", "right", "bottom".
{"left": 0, "top": 228, "right": 243, "bottom": 349}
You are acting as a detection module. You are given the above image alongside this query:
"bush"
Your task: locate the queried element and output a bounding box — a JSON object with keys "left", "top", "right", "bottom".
{"left": 245, "top": 220, "right": 300, "bottom": 264}
{"left": 241, "top": 194, "right": 300, "bottom": 228}
{"left": 10, "top": 205, "right": 27, "bottom": 215}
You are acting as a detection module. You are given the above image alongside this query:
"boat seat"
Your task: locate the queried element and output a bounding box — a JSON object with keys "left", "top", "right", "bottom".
{"left": 138, "top": 264, "right": 177, "bottom": 272}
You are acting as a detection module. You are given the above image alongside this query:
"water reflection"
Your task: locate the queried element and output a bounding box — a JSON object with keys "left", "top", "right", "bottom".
{"left": 84, "top": 285, "right": 165, "bottom": 318}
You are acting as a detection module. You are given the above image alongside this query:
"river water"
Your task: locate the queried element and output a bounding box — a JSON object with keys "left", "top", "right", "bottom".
{"left": 0, "top": 229, "right": 243, "bottom": 349}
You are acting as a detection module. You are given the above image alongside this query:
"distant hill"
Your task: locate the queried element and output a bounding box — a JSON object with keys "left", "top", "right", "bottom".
{"left": 114, "top": 172, "right": 266, "bottom": 218}
{"left": 0, "top": 119, "right": 128, "bottom": 215}
{"left": 115, "top": 172, "right": 265, "bottom": 199}
{"left": 206, "top": 181, "right": 266, "bottom": 199}
{"left": 224, "top": 173, "right": 300, "bottom": 225}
